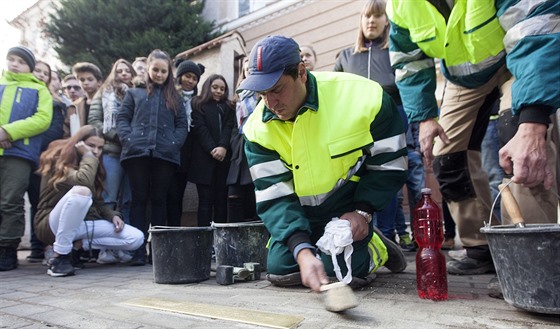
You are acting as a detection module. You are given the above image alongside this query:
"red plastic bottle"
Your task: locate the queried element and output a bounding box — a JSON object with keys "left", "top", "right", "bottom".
{"left": 413, "top": 188, "right": 448, "bottom": 301}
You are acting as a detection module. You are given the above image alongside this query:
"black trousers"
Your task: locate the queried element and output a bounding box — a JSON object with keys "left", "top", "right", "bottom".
{"left": 123, "top": 157, "right": 176, "bottom": 238}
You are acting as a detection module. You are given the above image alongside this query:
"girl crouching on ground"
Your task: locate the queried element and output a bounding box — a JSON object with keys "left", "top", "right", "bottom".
{"left": 34, "top": 125, "right": 144, "bottom": 277}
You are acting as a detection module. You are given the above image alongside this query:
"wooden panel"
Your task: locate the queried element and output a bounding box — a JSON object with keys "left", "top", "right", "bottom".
{"left": 239, "top": 0, "right": 362, "bottom": 71}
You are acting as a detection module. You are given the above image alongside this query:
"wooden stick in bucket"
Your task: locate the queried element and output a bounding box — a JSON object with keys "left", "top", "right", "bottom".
{"left": 498, "top": 183, "right": 526, "bottom": 228}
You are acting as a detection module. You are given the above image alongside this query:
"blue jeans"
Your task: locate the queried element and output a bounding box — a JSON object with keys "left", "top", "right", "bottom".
{"left": 375, "top": 122, "right": 426, "bottom": 240}
{"left": 405, "top": 123, "right": 426, "bottom": 236}
{"left": 102, "top": 154, "right": 131, "bottom": 224}
{"left": 481, "top": 119, "right": 504, "bottom": 221}
{"left": 405, "top": 148, "right": 425, "bottom": 216}
{"left": 374, "top": 196, "right": 398, "bottom": 240}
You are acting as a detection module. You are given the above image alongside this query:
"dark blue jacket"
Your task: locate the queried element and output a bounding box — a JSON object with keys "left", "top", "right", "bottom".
{"left": 117, "top": 86, "right": 188, "bottom": 166}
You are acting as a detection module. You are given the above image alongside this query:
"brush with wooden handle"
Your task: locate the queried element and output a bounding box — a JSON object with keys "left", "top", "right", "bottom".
{"left": 498, "top": 183, "right": 526, "bottom": 228}
{"left": 320, "top": 282, "right": 358, "bottom": 312}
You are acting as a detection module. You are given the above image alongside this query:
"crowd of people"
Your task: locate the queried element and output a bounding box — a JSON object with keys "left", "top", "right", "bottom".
{"left": 0, "top": 0, "right": 557, "bottom": 303}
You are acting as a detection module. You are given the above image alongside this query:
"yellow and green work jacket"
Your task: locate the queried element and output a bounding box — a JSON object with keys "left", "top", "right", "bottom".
{"left": 387, "top": 0, "right": 560, "bottom": 125}
{"left": 243, "top": 71, "right": 407, "bottom": 249}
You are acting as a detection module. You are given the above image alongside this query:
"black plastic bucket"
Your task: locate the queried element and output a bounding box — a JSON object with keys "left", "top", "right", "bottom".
{"left": 212, "top": 221, "right": 269, "bottom": 270}
{"left": 149, "top": 226, "right": 213, "bottom": 284}
{"left": 480, "top": 223, "right": 560, "bottom": 314}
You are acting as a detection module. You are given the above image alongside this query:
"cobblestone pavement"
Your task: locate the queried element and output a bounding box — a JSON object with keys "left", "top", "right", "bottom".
{"left": 1, "top": 249, "right": 558, "bottom": 329}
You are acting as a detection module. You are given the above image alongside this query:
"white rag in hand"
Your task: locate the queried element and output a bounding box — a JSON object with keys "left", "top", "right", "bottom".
{"left": 316, "top": 218, "right": 353, "bottom": 284}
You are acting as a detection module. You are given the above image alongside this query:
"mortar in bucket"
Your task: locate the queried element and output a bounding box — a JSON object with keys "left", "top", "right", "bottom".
{"left": 149, "top": 226, "right": 213, "bottom": 284}
{"left": 480, "top": 183, "right": 560, "bottom": 314}
{"left": 212, "top": 221, "right": 269, "bottom": 270}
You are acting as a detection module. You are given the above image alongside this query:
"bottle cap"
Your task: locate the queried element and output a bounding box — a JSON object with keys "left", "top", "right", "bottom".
{"left": 421, "top": 188, "right": 432, "bottom": 194}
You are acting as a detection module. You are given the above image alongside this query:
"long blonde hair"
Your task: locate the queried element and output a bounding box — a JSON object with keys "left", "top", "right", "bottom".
{"left": 354, "top": 0, "right": 389, "bottom": 53}
{"left": 38, "top": 125, "right": 105, "bottom": 199}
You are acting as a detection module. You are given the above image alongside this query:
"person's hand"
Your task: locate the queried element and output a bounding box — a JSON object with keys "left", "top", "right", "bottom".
{"left": 419, "top": 118, "right": 449, "bottom": 167}
{"left": 297, "top": 249, "right": 329, "bottom": 292}
{"left": 112, "top": 216, "right": 125, "bottom": 233}
{"left": 0, "top": 128, "right": 12, "bottom": 149}
{"left": 211, "top": 146, "right": 227, "bottom": 161}
{"left": 0, "top": 140, "right": 12, "bottom": 149}
{"left": 499, "top": 122, "right": 552, "bottom": 189}
{"left": 339, "top": 211, "right": 369, "bottom": 242}
{"left": 75, "top": 141, "right": 93, "bottom": 156}
{"left": 0, "top": 127, "right": 9, "bottom": 142}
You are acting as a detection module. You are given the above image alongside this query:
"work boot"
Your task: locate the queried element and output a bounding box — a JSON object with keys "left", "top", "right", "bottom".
{"left": 0, "top": 246, "right": 18, "bottom": 271}
{"left": 371, "top": 226, "right": 407, "bottom": 273}
{"left": 487, "top": 276, "right": 504, "bottom": 299}
{"left": 447, "top": 257, "right": 495, "bottom": 275}
{"left": 266, "top": 272, "right": 302, "bottom": 287}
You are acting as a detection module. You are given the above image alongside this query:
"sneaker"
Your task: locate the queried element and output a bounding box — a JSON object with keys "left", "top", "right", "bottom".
{"left": 487, "top": 276, "right": 504, "bottom": 299}
{"left": 47, "top": 254, "right": 75, "bottom": 277}
{"left": 398, "top": 234, "right": 416, "bottom": 252}
{"left": 117, "top": 250, "right": 134, "bottom": 263}
{"left": 26, "top": 249, "right": 45, "bottom": 263}
{"left": 448, "top": 249, "right": 467, "bottom": 261}
{"left": 441, "top": 237, "right": 455, "bottom": 250}
{"left": 266, "top": 272, "right": 303, "bottom": 287}
{"left": 447, "top": 257, "right": 495, "bottom": 275}
{"left": 71, "top": 249, "right": 85, "bottom": 269}
{"left": 96, "top": 249, "right": 119, "bottom": 264}
{"left": 0, "top": 246, "right": 17, "bottom": 271}
{"left": 373, "top": 226, "right": 407, "bottom": 273}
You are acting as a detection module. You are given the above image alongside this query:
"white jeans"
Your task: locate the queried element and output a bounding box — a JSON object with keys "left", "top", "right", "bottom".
{"left": 49, "top": 186, "right": 144, "bottom": 255}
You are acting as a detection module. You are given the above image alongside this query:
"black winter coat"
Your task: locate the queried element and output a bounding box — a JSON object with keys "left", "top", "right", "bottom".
{"left": 117, "top": 86, "right": 188, "bottom": 166}
{"left": 188, "top": 100, "right": 235, "bottom": 184}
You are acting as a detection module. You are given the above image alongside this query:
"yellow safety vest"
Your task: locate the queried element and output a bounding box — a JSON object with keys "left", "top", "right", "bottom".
{"left": 244, "top": 71, "right": 383, "bottom": 199}
{"left": 387, "top": 0, "right": 505, "bottom": 67}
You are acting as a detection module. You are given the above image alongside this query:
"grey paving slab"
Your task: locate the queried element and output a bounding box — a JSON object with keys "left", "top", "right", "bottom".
{"left": 0, "top": 250, "right": 557, "bottom": 329}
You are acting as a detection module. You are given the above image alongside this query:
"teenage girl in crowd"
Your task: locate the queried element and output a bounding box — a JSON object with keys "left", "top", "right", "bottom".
{"left": 88, "top": 59, "right": 137, "bottom": 263}
{"left": 132, "top": 57, "right": 147, "bottom": 80}
{"left": 26, "top": 60, "right": 67, "bottom": 263}
{"left": 189, "top": 74, "right": 235, "bottom": 227}
{"left": 226, "top": 57, "right": 258, "bottom": 222}
{"left": 166, "top": 59, "right": 205, "bottom": 226}
{"left": 117, "top": 49, "right": 188, "bottom": 265}
{"left": 300, "top": 45, "right": 317, "bottom": 71}
{"left": 34, "top": 125, "right": 144, "bottom": 277}
{"left": 334, "top": 0, "right": 416, "bottom": 250}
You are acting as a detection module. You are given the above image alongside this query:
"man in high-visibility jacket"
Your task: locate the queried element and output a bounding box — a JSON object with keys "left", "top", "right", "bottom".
{"left": 387, "top": 1, "right": 559, "bottom": 275}
{"left": 237, "top": 35, "right": 408, "bottom": 292}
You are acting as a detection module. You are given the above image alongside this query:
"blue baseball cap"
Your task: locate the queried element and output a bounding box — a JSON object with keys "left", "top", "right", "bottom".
{"left": 236, "top": 35, "right": 301, "bottom": 93}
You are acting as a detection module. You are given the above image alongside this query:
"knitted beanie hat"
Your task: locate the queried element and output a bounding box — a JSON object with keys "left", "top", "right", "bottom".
{"left": 7, "top": 46, "right": 36, "bottom": 71}
{"left": 176, "top": 59, "right": 205, "bottom": 81}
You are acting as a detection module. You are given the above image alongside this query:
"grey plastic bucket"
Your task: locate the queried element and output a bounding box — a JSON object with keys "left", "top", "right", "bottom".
{"left": 149, "top": 226, "right": 213, "bottom": 284}
{"left": 212, "top": 221, "right": 269, "bottom": 270}
{"left": 480, "top": 223, "right": 560, "bottom": 314}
